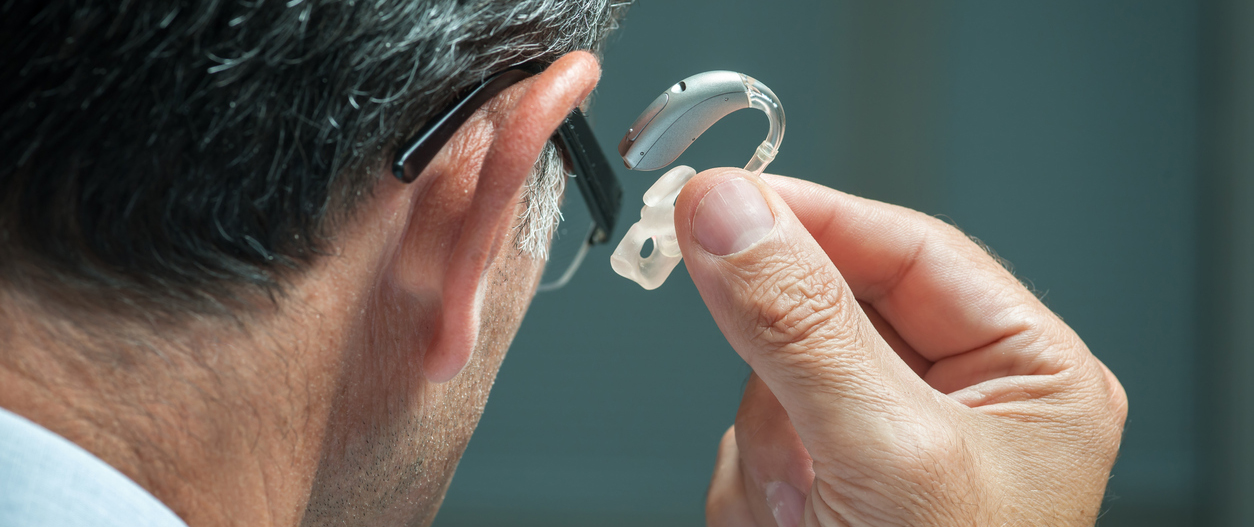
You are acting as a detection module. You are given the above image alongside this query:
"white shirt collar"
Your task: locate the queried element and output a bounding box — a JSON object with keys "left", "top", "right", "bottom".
{"left": 0, "top": 406, "right": 188, "bottom": 527}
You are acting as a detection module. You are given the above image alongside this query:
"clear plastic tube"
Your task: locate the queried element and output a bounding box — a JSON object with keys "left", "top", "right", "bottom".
{"left": 741, "top": 74, "right": 785, "bottom": 176}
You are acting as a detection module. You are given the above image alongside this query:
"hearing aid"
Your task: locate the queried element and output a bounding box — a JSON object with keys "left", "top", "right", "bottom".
{"left": 610, "top": 71, "right": 785, "bottom": 290}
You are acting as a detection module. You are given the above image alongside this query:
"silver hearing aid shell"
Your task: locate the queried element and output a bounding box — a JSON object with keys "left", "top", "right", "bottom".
{"left": 617, "top": 71, "right": 753, "bottom": 171}
{"left": 610, "top": 70, "right": 783, "bottom": 290}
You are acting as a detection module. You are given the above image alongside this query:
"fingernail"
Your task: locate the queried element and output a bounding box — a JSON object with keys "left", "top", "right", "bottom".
{"left": 693, "top": 178, "right": 775, "bottom": 256}
{"left": 765, "top": 481, "right": 805, "bottom": 527}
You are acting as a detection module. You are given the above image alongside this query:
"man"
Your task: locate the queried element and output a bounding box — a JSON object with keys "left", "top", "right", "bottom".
{"left": 0, "top": 1, "right": 1127, "bottom": 527}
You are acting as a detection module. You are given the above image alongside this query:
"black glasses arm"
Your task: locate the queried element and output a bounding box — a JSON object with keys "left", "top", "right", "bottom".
{"left": 391, "top": 65, "right": 542, "bottom": 182}
{"left": 390, "top": 62, "right": 622, "bottom": 252}
{"left": 555, "top": 109, "right": 622, "bottom": 244}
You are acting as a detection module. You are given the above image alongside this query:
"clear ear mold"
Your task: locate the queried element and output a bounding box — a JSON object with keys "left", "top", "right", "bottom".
{"left": 611, "top": 71, "right": 785, "bottom": 290}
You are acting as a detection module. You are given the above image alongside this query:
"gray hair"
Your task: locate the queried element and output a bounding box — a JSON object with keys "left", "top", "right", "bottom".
{"left": 0, "top": 0, "right": 631, "bottom": 317}
{"left": 517, "top": 142, "right": 569, "bottom": 260}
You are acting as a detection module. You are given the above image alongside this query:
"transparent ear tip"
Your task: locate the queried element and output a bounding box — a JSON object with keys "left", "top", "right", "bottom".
{"left": 610, "top": 165, "right": 698, "bottom": 289}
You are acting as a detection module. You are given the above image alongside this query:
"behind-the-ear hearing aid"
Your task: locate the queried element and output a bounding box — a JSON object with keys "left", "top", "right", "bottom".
{"left": 610, "top": 71, "right": 785, "bottom": 290}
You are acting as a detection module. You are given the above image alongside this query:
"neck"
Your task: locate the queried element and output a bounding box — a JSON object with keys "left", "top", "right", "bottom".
{"left": 0, "top": 179, "right": 422, "bottom": 526}
{"left": 0, "top": 297, "right": 333, "bottom": 526}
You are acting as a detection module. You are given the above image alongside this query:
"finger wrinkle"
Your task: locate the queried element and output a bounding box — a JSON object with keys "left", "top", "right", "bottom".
{"left": 862, "top": 220, "right": 930, "bottom": 304}
{"left": 748, "top": 274, "right": 861, "bottom": 360}
{"left": 725, "top": 245, "right": 867, "bottom": 365}
{"left": 924, "top": 320, "right": 1067, "bottom": 396}
{"left": 1013, "top": 320, "right": 1081, "bottom": 376}
{"left": 726, "top": 249, "right": 805, "bottom": 304}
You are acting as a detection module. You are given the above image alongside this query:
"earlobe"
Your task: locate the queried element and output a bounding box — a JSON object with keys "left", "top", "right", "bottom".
{"left": 422, "top": 51, "right": 601, "bottom": 383}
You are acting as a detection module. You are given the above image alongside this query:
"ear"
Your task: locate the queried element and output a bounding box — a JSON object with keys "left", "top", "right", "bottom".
{"left": 417, "top": 52, "right": 601, "bottom": 383}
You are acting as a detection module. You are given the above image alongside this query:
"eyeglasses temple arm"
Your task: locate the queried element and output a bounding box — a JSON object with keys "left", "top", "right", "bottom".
{"left": 555, "top": 109, "right": 622, "bottom": 244}
{"left": 392, "top": 66, "right": 543, "bottom": 182}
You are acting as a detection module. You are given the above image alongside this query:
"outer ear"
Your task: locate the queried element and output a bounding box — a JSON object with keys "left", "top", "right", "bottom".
{"left": 424, "top": 51, "right": 601, "bottom": 383}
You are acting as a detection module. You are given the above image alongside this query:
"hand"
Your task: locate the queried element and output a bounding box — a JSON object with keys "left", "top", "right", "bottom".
{"left": 674, "top": 169, "right": 1128, "bottom": 526}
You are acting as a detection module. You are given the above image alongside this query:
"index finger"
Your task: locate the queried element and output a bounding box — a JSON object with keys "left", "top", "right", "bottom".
{"left": 761, "top": 174, "right": 1045, "bottom": 362}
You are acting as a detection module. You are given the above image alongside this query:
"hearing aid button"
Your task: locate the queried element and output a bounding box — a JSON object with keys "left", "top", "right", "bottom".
{"left": 628, "top": 92, "right": 668, "bottom": 142}
{"left": 619, "top": 92, "right": 669, "bottom": 157}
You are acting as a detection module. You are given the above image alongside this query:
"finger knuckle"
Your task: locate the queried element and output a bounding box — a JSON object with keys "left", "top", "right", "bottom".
{"left": 1097, "top": 365, "right": 1129, "bottom": 449}
{"left": 1109, "top": 382, "right": 1129, "bottom": 425}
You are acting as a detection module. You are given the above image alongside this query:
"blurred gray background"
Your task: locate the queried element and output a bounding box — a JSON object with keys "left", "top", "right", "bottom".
{"left": 436, "top": 1, "right": 1254, "bottom": 526}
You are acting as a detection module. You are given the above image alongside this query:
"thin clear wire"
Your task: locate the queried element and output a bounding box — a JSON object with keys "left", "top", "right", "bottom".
{"left": 538, "top": 224, "right": 595, "bottom": 292}
{"left": 741, "top": 74, "right": 785, "bottom": 176}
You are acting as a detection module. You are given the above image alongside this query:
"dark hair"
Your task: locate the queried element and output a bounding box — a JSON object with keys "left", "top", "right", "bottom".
{"left": 0, "top": 0, "right": 628, "bottom": 317}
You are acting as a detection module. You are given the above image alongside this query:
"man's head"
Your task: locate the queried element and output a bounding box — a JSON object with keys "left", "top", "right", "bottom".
{"left": 0, "top": 1, "right": 627, "bottom": 525}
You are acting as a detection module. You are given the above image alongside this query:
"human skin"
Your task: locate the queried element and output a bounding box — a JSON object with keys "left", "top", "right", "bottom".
{"left": 684, "top": 169, "right": 1129, "bottom": 526}
{"left": 0, "top": 49, "right": 1127, "bottom": 525}
{"left": 0, "top": 52, "right": 601, "bottom": 527}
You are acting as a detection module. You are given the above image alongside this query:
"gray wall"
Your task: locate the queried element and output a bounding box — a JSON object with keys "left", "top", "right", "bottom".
{"left": 1198, "top": 1, "right": 1254, "bottom": 525}
{"left": 435, "top": 1, "right": 1245, "bottom": 525}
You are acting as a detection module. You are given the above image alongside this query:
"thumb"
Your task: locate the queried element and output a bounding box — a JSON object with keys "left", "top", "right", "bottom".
{"left": 675, "top": 168, "right": 943, "bottom": 459}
